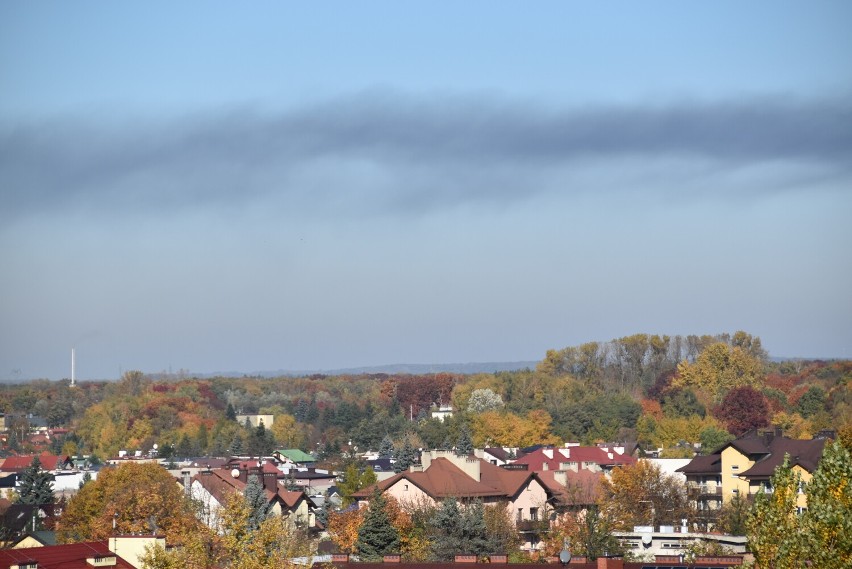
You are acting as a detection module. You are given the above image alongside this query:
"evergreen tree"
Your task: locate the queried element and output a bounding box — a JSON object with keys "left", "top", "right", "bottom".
{"left": 18, "top": 456, "right": 54, "bottom": 505}
{"left": 356, "top": 489, "right": 400, "bottom": 561}
{"left": 456, "top": 424, "right": 473, "bottom": 456}
{"left": 230, "top": 434, "right": 244, "bottom": 455}
{"left": 378, "top": 435, "right": 395, "bottom": 457}
{"left": 394, "top": 440, "right": 416, "bottom": 474}
{"left": 244, "top": 474, "right": 269, "bottom": 532}
{"left": 430, "top": 498, "right": 491, "bottom": 561}
{"left": 78, "top": 471, "right": 92, "bottom": 490}
{"left": 225, "top": 402, "right": 237, "bottom": 421}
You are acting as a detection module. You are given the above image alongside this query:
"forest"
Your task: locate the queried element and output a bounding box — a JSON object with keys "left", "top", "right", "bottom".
{"left": 1, "top": 331, "right": 850, "bottom": 462}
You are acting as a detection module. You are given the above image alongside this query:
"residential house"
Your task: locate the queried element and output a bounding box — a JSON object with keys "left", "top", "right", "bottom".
{"left": 236, "top": 414, "right": 274, "bottom": 428}
{"left": 351, "top": 450, "right": 553, "bottom": 552}
{"left": 677, "top": 427, "right": 832, "bottom": 520}
{"left": 278, "top": 467, "right": 338, "bottom": 493}
{"left": 0, "top": 535, "right": 168, "bottom": 569}
{"left": 190, "top": 464, "right": 315, "bottom": 531}
{"left": 513, "top": 445, "right": 636, "bottom": 477}
{"left": 430, "top": 404, "right": 454, "bottom": 423}
{"left": 475, "top": 447, "right": 516, "bottom": 466}
{"left": 273, "top": 448, "right": 316, "bottom": 467}
{"left": 0, "top": 453, "right": 74, "bottom": 474}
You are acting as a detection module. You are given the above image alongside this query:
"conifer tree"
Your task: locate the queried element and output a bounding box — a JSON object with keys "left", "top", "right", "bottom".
{"left": 18, "top": 456, "right": 54, "bottom": 505}
{"left": 456, "top": 424, "right": 473, "bottom": 456}
{"left": 244, "top": 474, "right": 269, "bottom": 532}
{"left": 356, "top": 489, "right": 400, "bottom": 561}
{"left": 394, "top": 440, "right": 417, "bottom": 473}
{"left": 378, "top": 435, "right": 395, "bottom": 457}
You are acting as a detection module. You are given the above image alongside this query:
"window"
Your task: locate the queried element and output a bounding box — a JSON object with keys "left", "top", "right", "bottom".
{"left": 530, "top": 507, "right": 539, "bottom": 521}
{"left": 403, "top": 484, "right": 409, "bottom": 491}
{"left": 517, "top": 508, "right": 523, "bottom": 522}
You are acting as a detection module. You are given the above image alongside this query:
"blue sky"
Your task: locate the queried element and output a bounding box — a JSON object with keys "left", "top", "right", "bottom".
{"left": 2, "top": 1, "right": 851, "bottom": 380}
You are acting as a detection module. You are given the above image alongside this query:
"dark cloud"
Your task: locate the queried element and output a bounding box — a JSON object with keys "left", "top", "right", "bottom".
{"left": 2, "top": 94, "right": 850, "bottom": 220}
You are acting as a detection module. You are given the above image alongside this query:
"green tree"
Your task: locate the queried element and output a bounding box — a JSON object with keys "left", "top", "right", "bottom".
{"left": 746, "top": 456, "right": 802, "bottom": 569}
{"left": 674, "top": 342, "right": 763, "bottom": 401}
{"left": 378, "top": 435, "right": 395, "bottom": 457}
{"left": 18, "top": 456, "right": 54, "bottom": 505}
{"left": 800, "top": 441, "right": 852, "bottom": 568}
{"left": 338, "top": 463, "right": 377, "bottom": 507}
{"left": 576, "top": 507, "right": 621, "bottom": 561}
{"left": 356, "top": 489, "right": 401, "bottom": 560}
{"left": 456, "top": 424, "right": 473, "bottom": 456}
{"left": 795, "top": 386, "right": 827, "bottom": 419}
{"left": 244, "top": 475, "right": 269, "bottom": 532}
{"left": 699, "top": 425, "right": 735, "bottom": 454}
{"left": 394, "top": 440, "right": 417, "bottom": 474}
{"left": 429, "top": 498, "right": 491, "bottom": 561}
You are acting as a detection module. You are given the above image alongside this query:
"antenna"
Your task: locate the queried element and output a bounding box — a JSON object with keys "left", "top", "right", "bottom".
{"left": 71, "top": 348, "right": 76, "bottom": 387}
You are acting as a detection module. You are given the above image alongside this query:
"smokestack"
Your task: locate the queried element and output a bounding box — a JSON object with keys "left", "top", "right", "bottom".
{"left": 71, "top": 348, "right": 76, "bottom": 387}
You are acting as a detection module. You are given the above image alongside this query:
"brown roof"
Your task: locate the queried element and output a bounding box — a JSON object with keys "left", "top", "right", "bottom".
{"left": 0, "top": 541, "right": 135, "bottom": 569}
{"left": 193, "top": 469, "right": 312, "bottom": 512}
{"left": 740, "top": 437, "right": 826, "bottom": 479}
{"left": 352, "top": 458, "right": 505, "bottom": 500}
{"left": 0, "top": 453, "right": 71, "bottom": 472}
{"left": 537, "top": 468, "right": 602, "bottom": 507}
{"left": 676, "top": 454, "right": 721, "bottom": 475}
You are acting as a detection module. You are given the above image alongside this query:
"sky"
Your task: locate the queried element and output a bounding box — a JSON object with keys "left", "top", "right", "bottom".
{"left": 2, "top": 1, "right": 851, "bottom": 381}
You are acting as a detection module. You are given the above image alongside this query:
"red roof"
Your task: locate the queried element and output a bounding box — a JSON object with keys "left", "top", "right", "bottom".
{"left": 513, "top": 446, "right": 635, "bottom": 471}
{"left": 0, "top": 453, "right": 70, "bottom": 472}
{"left": 0, "top": 541, "right": 135, "bottom": 569}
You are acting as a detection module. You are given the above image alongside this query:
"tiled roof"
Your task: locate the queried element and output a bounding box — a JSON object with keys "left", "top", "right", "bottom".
{"left": 740, "top": 437, "right": 826, "bottom": 478}
{"left": 352, "top": 458, "right": 505, "bottom": 500}
{"left": 676, "top": 454, "right": 721, "bottom": 475}
{"left": 537, "top": 468, "right": 602, "bottom": 506}
{"left": 0, "top": 541, "right": 135, "bottom": 569}
{"left": 513, "top": 446, "right": 635, "bottom": 471}
{"left": 483, "top": 447, "right": 513, "bottom": 461}
{"left": 0, "top": 453, "right": 70, "bottom": 472}
{"left": 193, "top": 469, "right": 312, "bottom": 513}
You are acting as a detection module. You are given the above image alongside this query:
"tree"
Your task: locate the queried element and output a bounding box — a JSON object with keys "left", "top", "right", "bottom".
{"left": 328, "top": 507, "right": 365, "bottom": 554}
{"left": 467, "top": 388, "right": 504, "bottom": 414}
{"left": 58, "top": 462, "right": 202, "bottom": 544}
{"left": 356, "top": 489, "right": 401, "bottom": 560}
{"left": 747, "top": 456, "right": 802, "bottom": 569}
{"left": 673, "top": 342, "right": 764, "bottom": 401}
{"left": 244, "top": 475, "right": 269, "bottom": 532}
{"left": 799, "top": 441, "right": 852, "bottom": 568}
{"left": 699, "top": 425, "right": 735, "bottom": 454}
{"left": 338, "top": 463, "right": 377, "bottom": 507}
{"left": 795, "top": 386, "right": 826, "bottom": 419}
{"left": 378, "top": 435, "right": 395, "bottom": 457}
{"left": 715, "top": 493, "right": 749, "bottom": 535}
{"left": 714, "top": 386, "right": 769, "bottom": 436}
{"left": 226, "top": 403, "right": 237, "bottom": 421}
{"left": 429, "top": 498, "right": 491, "bottom": 561}
{"left": 18, "top": 456, "right": 54, "bottom": 505}
{"left": 394, "top": 440, "right": 417, "bottom": 474}
{"left": 456, "top": 424, "right": 473, "bottom": 456}
{"left": 599, "top": 461, "right": 690, "bottom": 530}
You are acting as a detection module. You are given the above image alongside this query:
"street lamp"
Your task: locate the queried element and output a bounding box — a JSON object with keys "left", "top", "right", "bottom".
{"left": 559, "top": 539, "right": 572, "bottom": 566}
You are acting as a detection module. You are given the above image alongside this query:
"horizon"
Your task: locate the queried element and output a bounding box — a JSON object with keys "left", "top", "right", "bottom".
{"left": 3, "top": 2, "right": 851, "bottom": 381}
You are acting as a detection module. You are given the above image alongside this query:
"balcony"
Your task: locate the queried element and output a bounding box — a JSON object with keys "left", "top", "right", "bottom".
{"left": 515, "top": 519, "right": 550, "bottom": 533}
{"left": 687, "top": 484, "right": 722, "bottom": 498}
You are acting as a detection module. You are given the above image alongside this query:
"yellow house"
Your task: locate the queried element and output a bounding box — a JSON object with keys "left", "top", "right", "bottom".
{"left": 679, "top": 427, "right": 832, "bottom": 522}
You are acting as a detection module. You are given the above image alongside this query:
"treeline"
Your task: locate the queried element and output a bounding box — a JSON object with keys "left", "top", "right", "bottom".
{"left": 0, "top": 331, "right": 850, "bottom": 461}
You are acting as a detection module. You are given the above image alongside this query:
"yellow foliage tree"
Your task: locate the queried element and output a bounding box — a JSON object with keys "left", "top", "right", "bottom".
{"left": 673, "top": 342, "right": 763, "bottom": 401}
{"left": 270, "top": 414, "right": 306, "bottom": 449}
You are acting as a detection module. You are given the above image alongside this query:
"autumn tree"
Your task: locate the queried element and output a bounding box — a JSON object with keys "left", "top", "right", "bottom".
{"left": 714, "top": 386, "right": 769, "bottom": 436}
{"left": 599, "top": 461, "right": 690, "bottom": 530}
{"left": 327, "top": 507, "right": 365, "bottom": 554}
{"left": 673, "top": 342, "right": 764, "bottom": 401}
{"left": 58, "top": 462, "right": 202, "bottom": 544}
{"left": 338, "top": 463, "right": 377, "bottom": 507}
{"left": 799, "top": 441, "right": 852, "bottom": 568}
{"left": 18, "top": 456, "right": 54, "bottom": 505}
{"left": 747, "top": 456, "right": 802, "bottom": 568}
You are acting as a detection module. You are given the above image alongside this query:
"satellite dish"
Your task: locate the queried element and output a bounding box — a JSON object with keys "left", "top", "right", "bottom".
{"left": 231, "top": 469, "right": 240, "bottom": 478}
{"left": 152, "top": 443, "right": 158, "bottom": 450}
{"left": 642, "top": 534, "right": 652, "bottom": 547}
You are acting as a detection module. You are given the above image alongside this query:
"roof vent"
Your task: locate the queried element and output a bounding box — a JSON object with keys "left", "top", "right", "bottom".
{"left": 87, "top": 556, "right": 117, "bottom": 566}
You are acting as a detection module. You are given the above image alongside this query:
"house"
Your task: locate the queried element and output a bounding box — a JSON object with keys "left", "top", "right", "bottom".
{"left": 513, "top": 445, "right": 636, "bottom": 476}
{"left": 0, "top": 453, "right": 74, "bottom": 473}
{"left": 677, "top": 427, "right": 832, "bottom": 520}
{"left": 351, "top": 450, "right": 554, "bottom": 552}
{"left": 535, "top": 465, "right": 603, "bottom": 512}
{"left": 0, "top": 504, "right": 61, "bottom": 546}
{"left": 279, "top": 466, "right": 339, "bottom": 493}
{"left": 190, "top": 465, "right": 316, "bottom": 531}
{"left": 0, "top": 535, "right": 168, "bottom": 569}
{"left": 273, "top": 448, "right": 316, "bottom": 467}
{"left": 475, "top": 447, "right": 516, "bottom": 466}
{"left": 236, "top": 414, "right": 274, "bottom": 428}
{"left": 615, "top": 526, "right": 748, "bottom": 558}
{"left": 0, "top": 541, "right": 137, "bottom": 569}
{"left": 430, "top": 404, "right": 454, "bottom": 423}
